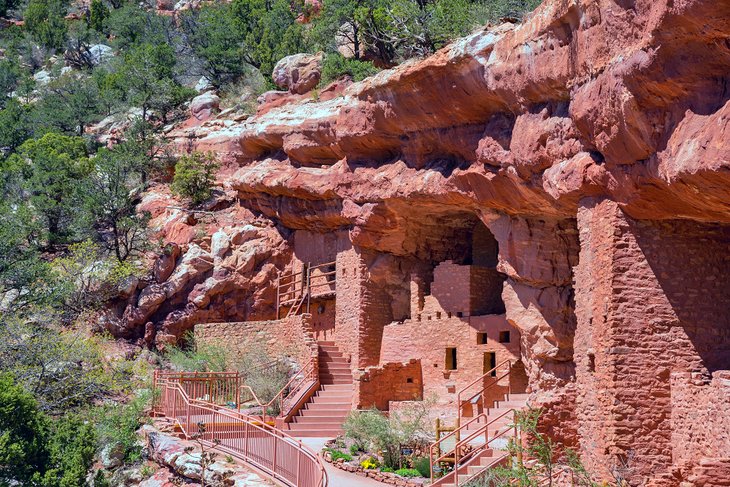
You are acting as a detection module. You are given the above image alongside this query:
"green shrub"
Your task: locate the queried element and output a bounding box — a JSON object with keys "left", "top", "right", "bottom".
{"left": 381, "top": 466, "right": 394, "bottom": 473}
{"left": 40, "top": 413, "right": 97, "bottom": 487}
{"left": 171, "top": 151, "right": 220, "bottom": 206}
{"left": 395, "top": 468, "right": 421, "bottom": 478}
{"left": 0, "top": 375, "right": 97, "bottom": 486}
{"left": 320, "top": 53, "right": 379, "bottom": 85}
{"left": 165, "top": 332, "right": 228, "bottom": 372}
{"left": 94, "top": 391, "right": 151, "bottom": 463}
{"left": 343, "top": 401, "right": 432, "bottom": 469}
{"left": 413, "top": 456, "right": 431, "bottom": 477}
{"left": 325, "top": 448, "right": 353, "bottom": 462}
{"left": 0, "top": 374, "right": 50, "bottom": 483}
{"left": 349, "top": 444, "right": 359, "bottom": 455}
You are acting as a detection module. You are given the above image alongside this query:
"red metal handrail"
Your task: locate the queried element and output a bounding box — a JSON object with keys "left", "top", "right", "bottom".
{"left": 239, "top": 355, "right": 318, "bottom": 425}
{"left": 430, "top": 409, "right": 518, "bottom": 487}
{"left": 153, "top": 370, "right": 241, "bottom": 408}
{"left": 457, "top": 359, "right": 512, "bottom": 426}
{"left": 155, "top": 378, "right": 328, "bottom": 487}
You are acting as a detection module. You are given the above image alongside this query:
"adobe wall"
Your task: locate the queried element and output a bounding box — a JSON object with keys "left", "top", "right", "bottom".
{"left": 194, "top": 314, "right": 317, "bottom": 369}
{"left": 354, "top": 359, "right": 423, "bottom": 410}
{"left": 380, "top": 314, "right": 522, "bottom": 420}
{"left": 574, "top": 198, "right": 730, "bottom": 484}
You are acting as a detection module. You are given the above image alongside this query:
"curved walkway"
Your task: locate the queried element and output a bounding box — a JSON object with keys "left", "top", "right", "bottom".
{"left": 300, "top": 438, "right": 389, "bottom": 487}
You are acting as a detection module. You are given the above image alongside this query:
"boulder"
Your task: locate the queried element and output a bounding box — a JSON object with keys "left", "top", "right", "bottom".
{"left": 271, "top": 53, "right": 322, "bottom": 94}
{"left": 194, "top": 76, "right": 213, "bottom": 93}
{"left": 87, "top": 44, "right": 114, "bottom": 66}
{"left": 190, "top": 92, "right": 220, "bottom": 120}
{"left": 33, "top": 70, "right": 52, "bottom": 85}
{"left": 100, "top": 442, "right": 125, "bottom": 469}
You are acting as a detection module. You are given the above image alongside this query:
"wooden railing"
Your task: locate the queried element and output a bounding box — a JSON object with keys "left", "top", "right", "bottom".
{"left": 457, "top": 359, "right": 512, "bottom": 426}
{"left": 239, "top": 355, "right": 319, "bottom": 426}
{"left": 430, "top": 409, "right": 518, "bottom": 487}
{"left": 277, "top": 261, "right": 336, "bottom": 318}
{"left": 155, "top": 377, "right": 327, "bottom": 487}
{"left": 153, "top": 371, "right": 241, "bottom": 408}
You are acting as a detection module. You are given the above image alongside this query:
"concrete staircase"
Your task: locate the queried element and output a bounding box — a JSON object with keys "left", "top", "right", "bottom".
{"left": 285, "top": 341, "right": 353, "bottom": 438}
{"left": 434, "top": 393, "right": 529, "bottom": 487}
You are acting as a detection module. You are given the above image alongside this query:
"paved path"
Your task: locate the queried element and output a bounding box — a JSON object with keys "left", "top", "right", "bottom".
{"left": 300, "top": 438, "right": 389, "bottom": 487}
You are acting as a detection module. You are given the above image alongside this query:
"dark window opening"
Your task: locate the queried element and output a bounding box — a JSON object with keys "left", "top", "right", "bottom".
{"left": 477, "top": 333, "right": 488, "bottom": 345}
{"left": 484, "top": 352, "right": 497, "bottom": 376}
{"left": 499, "top": 331, "right": 511, "bottom": 343}
{"left": 456, "top": 312, "right": 463, "bottom": 318}
{"left": 406, "top": 377, "right": 413, "bottom": 384}
{"left": 436, "top": 311, "right": 442, "bottom": 319}
{"left": 588, "top": 353, "right": 596, "bottom": 373}
{"left": 445, "top": 348, "right": 458, "bottom": 370}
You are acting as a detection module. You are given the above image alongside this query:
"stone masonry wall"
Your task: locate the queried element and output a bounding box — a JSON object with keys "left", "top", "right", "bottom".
{"left": 354, "top": 359, "right": 423, "bottom": 410}
{"left": 334, "top": 245, "right": 364, "bottom": 366}
{"left": 574, "top": 198, "right": 730, "bottom": 484}
{"left": 380, "top": 314, "right": 522, "bottom": 420}
{"left": 194, "top": 314, "right": 317, "bottom": 369}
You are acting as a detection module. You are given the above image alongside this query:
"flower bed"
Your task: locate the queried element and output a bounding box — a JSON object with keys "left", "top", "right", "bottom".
{"left": 322, "top": 450, "right": 428, "bottom": 486}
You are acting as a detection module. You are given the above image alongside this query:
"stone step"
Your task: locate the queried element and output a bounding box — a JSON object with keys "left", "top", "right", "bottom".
{"left": 285, "top": 428, "right": 343, "bottom": 438}
{"left": 319, "top": 350, "right": 346, "bottom": 357}
{"left": 319, "top": 364, "right": 351, "bottom": 372}
{"left": 319, "top": 371, "right": 352, "bottom": 380}
{"left": 314, "top": 391, "right": 352, "bottom": 399}
{"left": 308, "top": 399, "right": 351, "bottom": 407}
{"left": 297, "top": 409, "right": 349, "bottom": 418}
{"left": 319, "top": 358, "right": 349, "bottom": 365}
{"left": 320, "top": 384, "right": 353, "bottom": 391}
{"left": 291, "top": 417, "right": 346, "bottom": 426}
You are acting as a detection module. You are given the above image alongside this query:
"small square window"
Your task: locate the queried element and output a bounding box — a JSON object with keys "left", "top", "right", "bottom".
{"left": 456, "top": 312, "right": 463, "bottom": 318}
{"left": 447, "top": 312, "right": 452, "bottom": 318}
{"left": 499, "top": 331, "right": 511, "bottom": 343}
{"left": 436, "top": 312, "right": 442, "bottom": 319}
{"left": 445, "top": 348, "right": 457, "bottom": 370}
{"left": 477, "top": 333, "right": 487, "bottom": 345}
{"left": 406, "top": 377, "right": 413, "bottom": 384}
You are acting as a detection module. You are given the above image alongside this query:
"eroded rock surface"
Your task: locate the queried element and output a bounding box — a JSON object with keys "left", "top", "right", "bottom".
{"left": 111, "top": 0, "right": 730, "bottom": 484}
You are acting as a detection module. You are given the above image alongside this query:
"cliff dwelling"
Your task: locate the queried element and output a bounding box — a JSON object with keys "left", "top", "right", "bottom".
{"left": 121, "top": 0, "right": 730, "bottom": 484}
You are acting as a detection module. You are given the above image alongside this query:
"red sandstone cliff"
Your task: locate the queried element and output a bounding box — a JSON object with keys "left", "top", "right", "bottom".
{"left": 105, "top": 0, "right": 730, "bottom": 484}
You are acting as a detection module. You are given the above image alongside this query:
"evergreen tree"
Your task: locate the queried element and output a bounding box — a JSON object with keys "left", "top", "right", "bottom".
{"left": 24, "top": 0, "right": 68, "bottom": 49}
{"left": 14, "top": 133, "right": 91, "bottom": 244}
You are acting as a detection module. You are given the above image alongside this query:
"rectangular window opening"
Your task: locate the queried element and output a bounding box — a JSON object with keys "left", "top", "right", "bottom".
{"left": 477, "top": 332, "right": 487, "bottom": 345}
{"left": 456, "top": 312, "right": 463, "bottom": 318}
{"left": 499, "top": 330, "right": 511, "bottom": 343}
{"left": 436, "top": 311, "right": 442, "bottom": 319}
{"left": 445, "top": 348, "right": 458, "bottom": 370}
